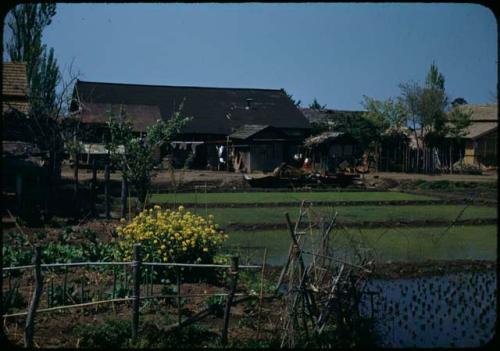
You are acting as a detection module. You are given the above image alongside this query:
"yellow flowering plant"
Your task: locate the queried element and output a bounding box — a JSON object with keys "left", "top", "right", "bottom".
{"left": 114, "top": 205, "right": 228, "bottom": 265}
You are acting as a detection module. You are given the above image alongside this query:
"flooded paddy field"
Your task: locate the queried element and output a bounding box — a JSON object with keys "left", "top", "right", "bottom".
{"left": 359, "top": 269, "right": 497, "bottom": 347}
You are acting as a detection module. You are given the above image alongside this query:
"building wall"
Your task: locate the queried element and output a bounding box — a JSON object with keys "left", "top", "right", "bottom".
{"left": 250, "top": 143, "right": 285, "bottom": 172}
{"left": 464, "top": 129, "right": 497, "bottom": 167}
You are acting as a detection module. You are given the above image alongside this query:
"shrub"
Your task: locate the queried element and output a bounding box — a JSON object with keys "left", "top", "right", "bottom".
{"left": 114, "top": 205, "right": 228, "bottom": 264}
{"left": 75, "top": 317, "right": 131, "bottom": 348}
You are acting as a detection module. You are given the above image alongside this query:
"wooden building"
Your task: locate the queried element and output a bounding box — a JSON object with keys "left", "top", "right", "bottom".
{"left": 70, "top": 80, "right": 310, "bottom": 171}
{"left": 459, "top": 104, "right": 497, "bottom": 168}
{"left": 2, "top": 62, "right": 47, "bottom": 220}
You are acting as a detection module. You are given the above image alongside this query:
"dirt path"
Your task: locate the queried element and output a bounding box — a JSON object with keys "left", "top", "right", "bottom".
{"left": 365, "top": 171, "right": 497, "bottom": 183}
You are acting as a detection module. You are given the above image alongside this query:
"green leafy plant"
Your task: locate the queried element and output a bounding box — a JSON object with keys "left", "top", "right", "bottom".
{"left": 206, "top": 295, "right": 225, "bottom": 318}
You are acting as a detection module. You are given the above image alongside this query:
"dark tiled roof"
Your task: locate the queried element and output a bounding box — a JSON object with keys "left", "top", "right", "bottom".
{"left": 229, "top": 124, "right": 269, "bottom": 140}
{"left": 2, "top": 62, "right": 30, "bottom": 113}
{"left": 300, "top": 108, "right": 365, "bottom": 125}
{"left": 74, "top": 80, "right": 311, "bottom": 135}
{"left": 79, "top": 102, "right": 162, "bottom": 132}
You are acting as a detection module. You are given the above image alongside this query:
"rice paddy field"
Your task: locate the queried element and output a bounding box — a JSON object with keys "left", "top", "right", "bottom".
{"left": 188, "top": 205, "right": 495, "bottom": 226}
{"left": 223, "top": 225, "right": 497, "bottom": 266}
{"left": 176, "top": 189, "right": 496, "bottom": 347}
{"left": 359, "top": 270, "right": 497, "bottom": 347}
{"left": 150, "top": 191, "right": 436, "bottom": 204}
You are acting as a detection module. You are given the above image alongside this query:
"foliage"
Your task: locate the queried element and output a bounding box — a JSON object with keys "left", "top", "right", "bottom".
{"left": 238, "top": 270, "right": 275, "bottom": 294}
{"left": 115, "top": 205, "right": 228, "bottom": 264}
{"left": 2, "top": 279, "right": 26, "bottom": 312}
{"left": 5, "top": 3, "right": 59, "bottom": 115}
{"left": 206, "top": 295, "right": 226, "bottom": 317}
{"left": 446, "top": 105, "right": 472, "bottom": 140}
{"left": 106, "top": 105, "right": 191, "bottom": 206}
{"left": 362, "top": 96, "right": 406, "bottom": 131}
{"left": 75, "top": 317, "right": 131, "bottom": 348}
{"left": 75, "top": 318, "right": 219, "bottom": 348}
{"left": 309, "top": 97, "right": 327, "bottom": 110}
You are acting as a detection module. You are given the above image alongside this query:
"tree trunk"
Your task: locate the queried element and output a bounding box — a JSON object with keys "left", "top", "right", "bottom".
{"left": 121, "top": 175, "right": 128, "bottom": 219}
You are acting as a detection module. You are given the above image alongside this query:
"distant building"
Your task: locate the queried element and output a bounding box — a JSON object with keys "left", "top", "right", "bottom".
{"left": 70, "top": 80, "right": 311, "bottom": 171}
{"left": 458, "top": 104, "right": 497, "bottom": 168}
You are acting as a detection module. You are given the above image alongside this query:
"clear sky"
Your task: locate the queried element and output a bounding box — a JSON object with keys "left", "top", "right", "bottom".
{"left": 5, "top": 3, "right": 498, "bottom": 110}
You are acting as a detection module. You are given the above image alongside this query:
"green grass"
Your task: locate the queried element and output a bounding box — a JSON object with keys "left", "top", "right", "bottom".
{"left": 223, "top": 225, "right": 497, "bottom": 265}
{"left": 187, "top": 205, "right": 496, "bottom": 225}
{"left": 150, "top": 191, "right": 436, "bottom": 204}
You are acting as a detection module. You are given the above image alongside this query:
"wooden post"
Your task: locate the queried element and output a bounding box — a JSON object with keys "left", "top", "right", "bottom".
{"left": 104, "top": 163, "right": 110, "bottom": 219}
{"left": 24, "top": 246, "right": 43, "bottom": 348}
{"left": 221, "top": 256, "right": 239, "bottom": 346}
{"left": 73, "top": 155, "right": 79, "bottom": 199}
{"left": 16, "top": 173, "right": 23, "bottom": 212}
{"left": 121, "top": 175, "right": 128, "bottom": 220}
{"left": 131, "top": 243, "right": 141, "bottom": 341}
{"left": 91, "top": 159, "right": 97, "bottom": 217}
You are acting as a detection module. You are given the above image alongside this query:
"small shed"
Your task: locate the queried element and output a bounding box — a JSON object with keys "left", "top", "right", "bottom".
{"left": 303, "top": 131, "right": 357, "bottom": 173}
{"left": 229, "top": 125, "right": 288, "bottom": 172}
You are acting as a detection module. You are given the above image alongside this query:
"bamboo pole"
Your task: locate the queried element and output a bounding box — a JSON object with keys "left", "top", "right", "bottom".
{"left": 104, "top": 163, "right": 110, "bottom": 219}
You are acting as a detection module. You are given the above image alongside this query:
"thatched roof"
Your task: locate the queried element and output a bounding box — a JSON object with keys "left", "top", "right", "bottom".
{"left": 2, "top": 62, "right": 30, "bottom": 114}
{"left": 304, "top": 131, "right": 345, "bottom": 147}
{"left": 456, "top": 104, "right": 498, "bottom": 139}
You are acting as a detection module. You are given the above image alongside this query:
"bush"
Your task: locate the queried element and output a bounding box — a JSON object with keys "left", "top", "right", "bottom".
{"left": 75, "top": 317, "right": 131, "bottom": 348}
{"left": 114, "top": 205, "right": 228, "bottom": 264}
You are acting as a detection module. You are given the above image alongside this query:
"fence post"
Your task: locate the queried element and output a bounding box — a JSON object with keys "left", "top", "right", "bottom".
{"left": 24, "top": 246, "right": 43, "bottom": 348}
{"left": 104, "top": 163, "right": 110, "bottom": 219}
{"left": 91, "top": 159, "right": 97, "bottom": 217}
{"left": 131, "top": 243, "right": 142, "bottom": 341}
{"left": 16, "top": 173, "right": 23, "bottom": 212}
{"left": 221, "top": 256, "right": 239, "bottom": 346}
{"left": 177, "top": 266, "right": 182, "bottom": 326}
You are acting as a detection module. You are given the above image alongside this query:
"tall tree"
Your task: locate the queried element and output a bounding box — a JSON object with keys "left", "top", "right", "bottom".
{"left": 6, "top": 3, "right": 59, "bottom": 115}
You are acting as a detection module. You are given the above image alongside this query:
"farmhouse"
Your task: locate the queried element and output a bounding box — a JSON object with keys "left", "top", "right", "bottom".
{"left": 71, "top": 80, "right": 310, "bottom": 171}
{"left": 2, "top": 62, "right": 47, "bottom": 217}
{"left": 457, "top": 104, "right": 497, "bottom": 168}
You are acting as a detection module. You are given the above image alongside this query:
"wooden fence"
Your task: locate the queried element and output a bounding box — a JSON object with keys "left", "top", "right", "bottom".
{"left": 2, "top": 243, "right": 262, "bottom": 347}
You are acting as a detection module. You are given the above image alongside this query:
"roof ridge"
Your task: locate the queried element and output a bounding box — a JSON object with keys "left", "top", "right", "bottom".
{"left": 76, "top": 79, "right": 283, "bottom": 93}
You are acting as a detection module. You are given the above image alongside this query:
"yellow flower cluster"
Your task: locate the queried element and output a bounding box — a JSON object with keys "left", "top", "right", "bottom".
{"left": 115, "top": 205, "right": 228, "bottom": 264}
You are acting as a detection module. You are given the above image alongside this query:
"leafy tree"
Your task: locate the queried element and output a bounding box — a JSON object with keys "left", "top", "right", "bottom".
{"left": 309, "top": 98, "right": 326, "bottom": 110}
{"left": 106, "top": 105, "right": 192, "bottom": 206}
{"left": 362, "top": 96, "right": 406, "bottom": 131}
{"left": 451, "top": 97, "right": 468, "bottom": 107}
{"left": 5, "top": 3, "right": 59, "bottom": 115}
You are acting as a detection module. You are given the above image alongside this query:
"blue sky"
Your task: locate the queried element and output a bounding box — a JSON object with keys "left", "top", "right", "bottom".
{"left": 4, "top": 3, "right": 498, "bottom": 110}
